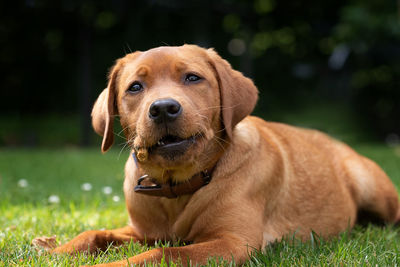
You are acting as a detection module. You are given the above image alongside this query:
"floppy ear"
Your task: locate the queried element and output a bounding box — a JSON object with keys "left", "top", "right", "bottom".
{"left": 207, "top": 49, "right": 258, "bottom": 140}
{"left": 91, "top": 61, "right": 121, "bottom": 153}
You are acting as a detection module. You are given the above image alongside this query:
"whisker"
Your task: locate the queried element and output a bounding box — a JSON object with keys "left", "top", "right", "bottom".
{"left": 118, "top": 141, "right": 130, "bottom": 160}
{"left": 214, "top": 135, "right": 230, "bottom": 147}
{"left": 196, "top": 105, "right": 222, "bottom": 112}
{"left": 196, "top": 103, "right": 241, "bottom": 112}
{"left": 113, "top": 131, "right": 128, "bottom": 141}
{"left": 116, "top": 121, "right": 137, "bottom": 137}
{"left": 214, "top": 127, "right": 227, "bottom": 134}
{"left": 126, "top": 43, "right": 132, "bottom": 53}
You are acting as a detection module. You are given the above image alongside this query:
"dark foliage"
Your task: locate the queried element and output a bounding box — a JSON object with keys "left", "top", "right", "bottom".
{"left": 0, "top": 0, "right": 399, "bottom": 145}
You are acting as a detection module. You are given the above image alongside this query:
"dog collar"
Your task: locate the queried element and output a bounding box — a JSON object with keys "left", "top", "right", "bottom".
{"left": 132, "top": 153, "right": 215, "bottom": 198}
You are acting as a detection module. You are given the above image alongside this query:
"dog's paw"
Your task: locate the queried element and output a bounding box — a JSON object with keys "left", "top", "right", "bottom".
{"left": 32, "top": 235, "right": 59, "bottom": 252}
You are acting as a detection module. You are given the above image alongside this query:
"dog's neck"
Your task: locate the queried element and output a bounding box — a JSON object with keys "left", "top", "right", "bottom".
{"left": 131, "top": 153, "right": 219, "bottom": 198}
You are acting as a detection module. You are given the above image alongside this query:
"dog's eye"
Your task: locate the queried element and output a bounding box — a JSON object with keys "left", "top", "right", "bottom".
{"left": 185, "top": 74, "right": 202, "bottom": 83}
{"left": 127, "top": 82, "right": 143, "bottom": 93}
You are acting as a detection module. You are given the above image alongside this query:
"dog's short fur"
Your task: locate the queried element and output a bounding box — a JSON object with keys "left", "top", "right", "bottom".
{"left": 52, "top": 45, "right": 400, "bottom": 266}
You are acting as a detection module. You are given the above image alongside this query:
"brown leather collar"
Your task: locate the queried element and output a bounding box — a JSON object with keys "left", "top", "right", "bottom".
{"left": 134, "top": 167, "right": 215, "bottom": 198}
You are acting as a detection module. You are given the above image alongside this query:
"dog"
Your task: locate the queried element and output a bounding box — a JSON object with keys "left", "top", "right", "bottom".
{"left": 49, "top": 45, "right": 400, "bottom": 266}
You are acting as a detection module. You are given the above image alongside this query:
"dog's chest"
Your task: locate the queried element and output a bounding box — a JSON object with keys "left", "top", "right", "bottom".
{"left": 157, "top": 196, "right": 198, "bottom": 240}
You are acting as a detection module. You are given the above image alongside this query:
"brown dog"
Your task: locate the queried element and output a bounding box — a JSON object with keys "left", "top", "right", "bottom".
{"left": 51, "top": 45, "right": 400, "bottom": 266}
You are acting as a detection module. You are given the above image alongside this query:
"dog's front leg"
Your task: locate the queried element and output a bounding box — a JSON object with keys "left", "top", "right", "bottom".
{"left": 92, "top": 237, "right": 251, "bottom": 267}
{"left": 52, "top": 226, "right": 142, "bottom": 254}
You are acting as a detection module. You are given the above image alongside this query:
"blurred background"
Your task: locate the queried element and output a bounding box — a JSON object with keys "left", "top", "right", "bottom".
{"left": 1, "top": 0, "right": 399, "bottom": 148}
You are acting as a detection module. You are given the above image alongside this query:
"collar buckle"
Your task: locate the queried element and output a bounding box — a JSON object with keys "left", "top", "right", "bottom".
{"left": 134, "top": 174, "right": 162, "bottom": 191}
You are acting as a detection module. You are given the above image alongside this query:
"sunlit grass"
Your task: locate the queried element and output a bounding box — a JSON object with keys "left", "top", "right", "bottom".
{"left": 0, "top": 145, "right": 399, "bottom": 266}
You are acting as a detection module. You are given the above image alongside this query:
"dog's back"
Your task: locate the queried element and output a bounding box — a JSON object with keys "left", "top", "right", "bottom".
{"left": 245, "top": 116, "right": 399, "bottom": 240}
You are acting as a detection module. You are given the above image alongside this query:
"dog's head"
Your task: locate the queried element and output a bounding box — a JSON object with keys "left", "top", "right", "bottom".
{"left": 92, "top": 45, "right": 258, "bottom": 181}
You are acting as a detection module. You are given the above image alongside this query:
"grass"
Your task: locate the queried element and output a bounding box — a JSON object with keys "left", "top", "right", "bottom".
{"left": 1, "top": 103, "right": 400, "bottom": 266}
{"left": 0, "top": 144, "right": 400, "bottom": 266}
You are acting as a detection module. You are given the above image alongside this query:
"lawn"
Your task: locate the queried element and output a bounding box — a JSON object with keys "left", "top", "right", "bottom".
{"left": 1, "top": 103, "right": 400, "bottom": 267}
{"left": 0, "top": 144, "right": 399, "bottom": 266}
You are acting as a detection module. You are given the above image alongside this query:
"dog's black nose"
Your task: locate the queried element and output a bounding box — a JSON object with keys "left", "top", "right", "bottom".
{"left": 149, "top": 98, "right": 182, "bottom": 123}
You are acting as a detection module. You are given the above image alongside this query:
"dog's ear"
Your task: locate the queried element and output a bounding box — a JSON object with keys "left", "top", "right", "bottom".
{"left": 207, "top": 49, "right": 258, "bottom": 140}
{"left": 91, "top": 60, "right": 122, "bottom": 153}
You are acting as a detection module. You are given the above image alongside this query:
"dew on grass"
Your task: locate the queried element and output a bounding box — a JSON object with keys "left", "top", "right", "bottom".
{"left": 112, "top": 195, "right": 120, "bottom": 202}
{"left": 18, "top": 179, "right": 28, "bottom": 188}
{"left": 81, "top": 183, "right": 93, "bottom": 191}
{"left": 102, "top": 186, "right": 113, "bottom": 195}
{"left": 48, "top": 195, "right": 60, "bottom": 204}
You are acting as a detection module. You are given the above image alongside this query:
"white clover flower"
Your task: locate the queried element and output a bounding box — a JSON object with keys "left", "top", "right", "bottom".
{"left": 87, "top": 213, "right": 100, "bottom": 227}
{"left": 102, "top": 186, "right": 113, "bottom": 195}
{"left": 81, "top": 183, "right": 93, "bottom": 191}
{"left": 0, "top": 232, "right": 5, "bottom": 239}
{"left": 18, "top": 179, "right": 28, "bottom": 188}
{"left": 112, "top": 195, "right": 120, "bottom": 202}
{"left": 48, "top": 195, "right": 60, "bottom": 204}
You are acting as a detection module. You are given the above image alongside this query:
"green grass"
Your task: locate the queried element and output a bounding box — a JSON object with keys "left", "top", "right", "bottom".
{"left": 0, "top": 145, "right": 400, "bottom": 266}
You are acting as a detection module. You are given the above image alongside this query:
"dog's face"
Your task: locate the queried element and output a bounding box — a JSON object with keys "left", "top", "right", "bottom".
{"left": 92, "top": 45, "right": 258, "bottom": 182}
{"left": 117, "top": 46, "right": 221, "bottom": 166}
